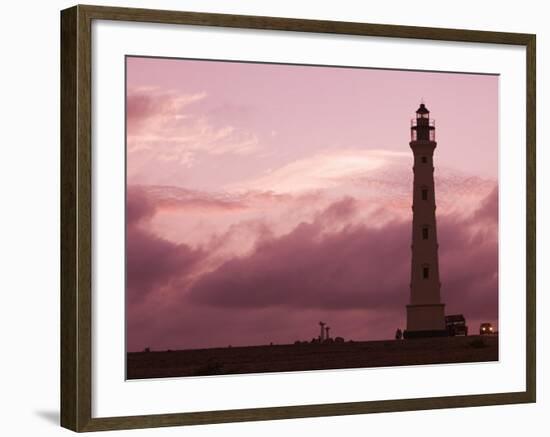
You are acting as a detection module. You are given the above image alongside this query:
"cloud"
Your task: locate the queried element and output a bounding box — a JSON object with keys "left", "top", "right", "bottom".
{"left": 127, "top": 88, "right": 206, "bottom": 133}
{"left": 229, "top": 149, "right": 410, "bottom": 194}
{"left": 187, "top": 217, "right": 410, "bottom": 310}
{"left": 137, "top": 185, "right": 249, "bottom": 213}
{"left": 438, "top": 189, "right": 498, "bottom": 321}
{"left": 126, "top": 186, "right": 205, "bottom": 305}
{"left": 225, "top": 148, "right": 496, "bottom": 223}
{"left": 470, "top": 185, "right": 498, "bottom": 223}
{"left": 126, "top": 185, "right": 156, "bottom": 226}
{"left": 126, "top": 87, "right": 261, "bottom": 165}
{"left": 315, "top": 196, "right": 359, "bottom": 224}
{"left": 125, "top": 180, "right": 498, "bottom": 350}
{"left": 186, "top": 189, "right": 497, "bottom": 315}
{"left": 126, "top": 227, "right": 204, "bottom": 305}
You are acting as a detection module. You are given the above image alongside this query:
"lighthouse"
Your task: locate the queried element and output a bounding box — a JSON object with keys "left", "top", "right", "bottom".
{"left": 404, "top": 103, "right": 447, "bottom": 339}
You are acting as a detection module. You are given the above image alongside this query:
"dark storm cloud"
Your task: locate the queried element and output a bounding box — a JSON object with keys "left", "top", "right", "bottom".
{"left": 126, "top": 228, "right": 204, "bottom": 305}
{"left": 188, "top": 217, "right": 411, "bottom": 310}
{"left": 126, "top": 185, "right": 156, "bottom": 226}
{"left": 126, "top": 186, "right": 204, "bottom": 305}
{"left": 125, "top": 187, "right": 498, "bottom": 350}
{"left": 187, "top": 192, "right": 498, "bottom": 317}
{"left": 438, "top": 197, "right": 498, "bottom": 320}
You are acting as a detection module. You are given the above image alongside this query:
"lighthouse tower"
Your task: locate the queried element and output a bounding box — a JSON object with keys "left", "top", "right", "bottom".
{"left": 404, "top": 103, "right": 447, "bottom": 339}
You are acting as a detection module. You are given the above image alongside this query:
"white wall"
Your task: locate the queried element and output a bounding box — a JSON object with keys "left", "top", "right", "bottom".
{"left": 0, "top": 0, "right": 546, "bottom": 435}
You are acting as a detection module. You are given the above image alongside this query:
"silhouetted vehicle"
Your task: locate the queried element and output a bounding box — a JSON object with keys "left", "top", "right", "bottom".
{"left": 445, "top": 314, "right": 468, "bottom": 336}
{"left": 479, "top": 323, "right": 495, "bottom": 335}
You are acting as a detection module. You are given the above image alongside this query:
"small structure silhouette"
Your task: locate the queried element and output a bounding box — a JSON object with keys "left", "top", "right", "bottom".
{"left": 395, "top": 329, "right": 403, "bottom": 340}
{"left": 319, "top": 321, "right": 326, "bottom": 342}
{"left": 296, "top": 322, "right": 347, "bottom": 345}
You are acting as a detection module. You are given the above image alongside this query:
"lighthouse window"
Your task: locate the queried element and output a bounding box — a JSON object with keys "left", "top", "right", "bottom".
{"left": 423, "top": 266, "right": 430, "bottom": 279}
{"left": 422, "top": 227, "right": 429, "bottom": 240}
{"left": 421, "top": 188, "right": 428, "bottom": 200}
{"left": 421, "top": 156, "right": 427, "bottom": 163}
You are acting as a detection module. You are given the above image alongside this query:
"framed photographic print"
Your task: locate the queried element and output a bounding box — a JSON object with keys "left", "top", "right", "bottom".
{"left": 60, "top": 4, "right": 536, "bottom": 432}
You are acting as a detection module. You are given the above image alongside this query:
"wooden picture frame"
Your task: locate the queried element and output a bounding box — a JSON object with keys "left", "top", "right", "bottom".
{"left": 60, "top": 4, "right": 536, "bottom": 432}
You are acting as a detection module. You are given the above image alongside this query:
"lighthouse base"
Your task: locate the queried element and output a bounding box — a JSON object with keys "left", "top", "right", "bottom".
{"left": 404, "top": 303, "right": 447, "bottom": 339}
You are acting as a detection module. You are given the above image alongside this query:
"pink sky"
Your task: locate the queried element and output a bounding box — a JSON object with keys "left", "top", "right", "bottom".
{"left": 126, "top": 56, "right": 498, "bottom": 352}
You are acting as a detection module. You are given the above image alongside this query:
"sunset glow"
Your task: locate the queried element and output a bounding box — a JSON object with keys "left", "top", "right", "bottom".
{"left": 126, "top": 56, "right": 498, "bottom": 352}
